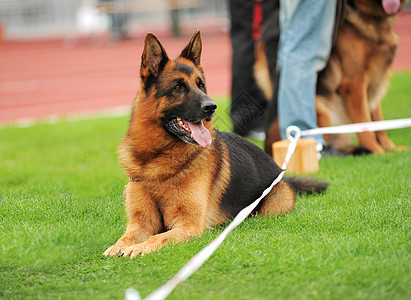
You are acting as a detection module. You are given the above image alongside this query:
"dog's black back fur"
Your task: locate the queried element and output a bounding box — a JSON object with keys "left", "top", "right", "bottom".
{"left": 217, "top": 131, "right": 328, "bottom": 218}
{"left": 217, "top": 131, "right": 283, "bottom": 218}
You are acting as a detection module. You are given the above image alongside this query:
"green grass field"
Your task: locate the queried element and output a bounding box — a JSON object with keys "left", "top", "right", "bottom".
{"left": 0, "top": 72, "right": 410, "bottom": 300}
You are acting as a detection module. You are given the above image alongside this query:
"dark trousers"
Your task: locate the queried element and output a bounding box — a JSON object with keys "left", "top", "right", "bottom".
{"left": 229, "top": 0, "right": 279, "bottom": 136}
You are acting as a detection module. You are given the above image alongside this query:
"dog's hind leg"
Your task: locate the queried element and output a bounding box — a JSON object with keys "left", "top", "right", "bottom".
{"left": 257, "top": 181, "right": 296, "bottom": 216}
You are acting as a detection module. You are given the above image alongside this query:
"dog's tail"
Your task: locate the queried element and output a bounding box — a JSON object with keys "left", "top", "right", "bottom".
{"left": 284, "top": 176, "right": 329, "bottom": 195}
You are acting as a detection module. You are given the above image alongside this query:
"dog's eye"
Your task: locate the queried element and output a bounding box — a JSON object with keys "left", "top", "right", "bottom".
{"left": 175, "top": 85, "right": 182, "bottom": 91}
{"left": 198, "top": 83, "right": 205, "bottom": 91}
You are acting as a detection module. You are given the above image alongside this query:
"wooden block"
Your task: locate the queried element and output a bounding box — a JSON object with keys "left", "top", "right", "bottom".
{"left": 272, "top": 138, "right": 319, "bottom": 174}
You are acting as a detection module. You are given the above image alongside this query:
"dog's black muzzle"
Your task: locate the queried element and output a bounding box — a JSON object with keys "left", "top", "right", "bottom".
{"left": 201, "top": 99, "right": 217, "bottom": 121}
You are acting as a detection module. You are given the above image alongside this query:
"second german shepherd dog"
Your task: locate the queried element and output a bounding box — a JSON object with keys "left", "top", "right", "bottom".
{"left": 104, "top": 31, "right": 328, "bottom": 258}
{"left": 316, "top": 0, "right": 407, "bottom": 154}
{"left": 256, "top": 0, "right": 407, "bottom": 155}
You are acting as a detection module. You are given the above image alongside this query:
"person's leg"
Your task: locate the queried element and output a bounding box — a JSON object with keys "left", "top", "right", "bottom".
{"left": 277, "top": 0, "right": 337, "bottom": 143}
{"left": 229, "top": 0, "right": 276, "bottom": 137}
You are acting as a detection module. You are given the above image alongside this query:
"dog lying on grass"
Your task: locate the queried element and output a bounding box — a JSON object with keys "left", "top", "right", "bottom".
{"left": 104, "top": 31, "right": 328, "bottom": 258}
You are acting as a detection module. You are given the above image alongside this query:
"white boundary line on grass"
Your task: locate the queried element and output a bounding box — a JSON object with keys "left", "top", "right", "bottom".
{"left": 0, "top": 105, "right": 130, "bottom": 129}
{"left": 125, "top": 118, "right": 411, "bottom": 300}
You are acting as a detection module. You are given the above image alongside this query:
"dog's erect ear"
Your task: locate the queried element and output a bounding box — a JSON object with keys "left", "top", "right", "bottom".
{"left": 180, "top": 30, "right": 202, "bottom": 66}
{"left": 141, "top": 33, "right": 169, "bottom": 78}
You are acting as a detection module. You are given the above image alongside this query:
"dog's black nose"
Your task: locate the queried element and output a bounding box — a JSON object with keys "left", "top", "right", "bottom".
{"left": 201, "top": 100, "right": 217, "bottom": 115}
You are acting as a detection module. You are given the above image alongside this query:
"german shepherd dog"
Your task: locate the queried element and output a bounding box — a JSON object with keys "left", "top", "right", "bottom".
{"left": 104, "top": 31, "right": 328, "bottom": 258}
{"left": 256, "top": 0, "right": 407, "bottom": 155}
{"left": 316, "top": 0, "right": 407, "bottom": 154}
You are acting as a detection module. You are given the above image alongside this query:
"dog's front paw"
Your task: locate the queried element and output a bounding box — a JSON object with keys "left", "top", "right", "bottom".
{"left": 392, "top": 145, "right": 407, "bottom": 152}
{"left": 122, "top": 243, "right": 155, "bottom": 258}
{"left": 104, "top": 244, "right": 126, "bottom": 257}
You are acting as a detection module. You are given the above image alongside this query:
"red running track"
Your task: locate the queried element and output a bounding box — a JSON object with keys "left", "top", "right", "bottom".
{"left": 1, "top": 12, "right": 410, "bottom": 124}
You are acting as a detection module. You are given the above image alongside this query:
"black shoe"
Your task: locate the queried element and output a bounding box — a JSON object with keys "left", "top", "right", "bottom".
{"left": 244, "top": 129, "right": 266, "bottom": 141}
{"left": 319, "top": 144, "right": 346, "bottom": 158}
{"left": 352, "top": 146, "right": 372, "bottom": 156}
{"left": 233, "top": 123, "right": 266, "bottom": 141}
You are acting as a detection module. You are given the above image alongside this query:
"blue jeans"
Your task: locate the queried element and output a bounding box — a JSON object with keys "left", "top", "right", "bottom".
{"left": 277, "top": 0, "right": 337, "bottom": 143}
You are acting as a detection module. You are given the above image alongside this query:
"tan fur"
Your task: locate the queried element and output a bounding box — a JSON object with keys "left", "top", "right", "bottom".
{"left": 264, "top": 118, "right": 281, "bottom": 156}
{"left": 259, "top": 181, "right": 295, "bottom": 216}
{"left": 254, "top": 42, "right": 273, "bottom": 101}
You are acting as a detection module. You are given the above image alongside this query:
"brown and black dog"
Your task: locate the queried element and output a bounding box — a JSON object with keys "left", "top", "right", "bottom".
{"left": 316, "top": 0, "right": 407, "bottom": 154}
{"left": 257, "top": 0, "right": 407, "bottom": 155}
{"left": 104, "top": 31, "right": 328, "bottom": 258}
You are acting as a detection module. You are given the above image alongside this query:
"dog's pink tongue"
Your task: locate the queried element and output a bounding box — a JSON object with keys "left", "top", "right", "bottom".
{"left": 187, "top": 120, "right": 212, "bottom": 147}
{"left": 382, "top": 0, "right": 400, "bottom": 14}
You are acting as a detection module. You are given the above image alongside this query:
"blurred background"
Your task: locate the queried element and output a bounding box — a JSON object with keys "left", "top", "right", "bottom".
{"left": 0, "top": 0, "right": 410, "bottom": 125}
{"left": 0, "top": 0, "right": 227, "bottom": 39}
{"left": 0, "top": 0, "right": 230, "bottom": 124}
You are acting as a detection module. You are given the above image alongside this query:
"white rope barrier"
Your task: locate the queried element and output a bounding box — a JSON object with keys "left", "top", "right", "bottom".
{"left": 294, "top": 118, "right": 411, "bottom": 137}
